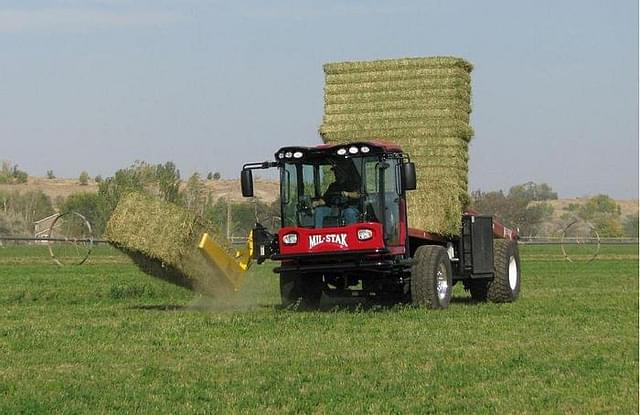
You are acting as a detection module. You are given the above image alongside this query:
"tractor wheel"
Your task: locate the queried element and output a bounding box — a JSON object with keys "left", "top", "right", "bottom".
{"left": 487, "top": 239, "right": 521, "bottom": 303}
{"left": 280, "top": 272, "right": 323, "bottom": 309}
{"left": 411, "top": 245, "right": 452, "bottom": 309}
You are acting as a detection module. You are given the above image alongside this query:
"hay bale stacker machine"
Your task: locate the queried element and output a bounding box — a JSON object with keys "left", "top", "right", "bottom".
{"left": 226, "top": 140, "right": 520, "bottom": 309}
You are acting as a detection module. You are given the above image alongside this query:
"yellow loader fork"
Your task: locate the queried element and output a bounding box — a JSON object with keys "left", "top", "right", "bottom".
{"left": 197, "top": 232, "right": 253, "bottom": 291}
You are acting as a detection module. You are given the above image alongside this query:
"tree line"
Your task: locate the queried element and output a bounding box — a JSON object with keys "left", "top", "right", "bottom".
{"left": 0, "top": 160, "right": 637, "bottom": 239}
{"left": 0, "top": 161, "right": 271, "bottom": 239}
{"left": 471, "top": 182, "right": 638, "bottom": 238}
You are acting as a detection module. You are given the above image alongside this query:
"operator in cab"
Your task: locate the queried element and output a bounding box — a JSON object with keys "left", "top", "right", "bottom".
{"left": 312, "top": 162, "right": 361, "bottom": 228}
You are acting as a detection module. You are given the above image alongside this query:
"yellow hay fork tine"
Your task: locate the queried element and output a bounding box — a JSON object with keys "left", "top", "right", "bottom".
{"left": 198, "top": 232, "right": 253, "bottom": 291}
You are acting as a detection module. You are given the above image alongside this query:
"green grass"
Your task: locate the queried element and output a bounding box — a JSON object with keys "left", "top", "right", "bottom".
{"left": 0, "top": 244, "right": 637, "bottom": 414}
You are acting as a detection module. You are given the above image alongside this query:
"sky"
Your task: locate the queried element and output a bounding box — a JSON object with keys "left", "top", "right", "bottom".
{"left": 0, "top": 0, "right": 638, "bottom": 199}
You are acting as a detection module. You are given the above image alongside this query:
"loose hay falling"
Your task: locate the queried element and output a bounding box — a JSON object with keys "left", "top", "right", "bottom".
{"left": 320, "top": 56, "right": 474, "bottom": 235}
{"left": 105, "top": 192, "right": 235, "bottom": 297}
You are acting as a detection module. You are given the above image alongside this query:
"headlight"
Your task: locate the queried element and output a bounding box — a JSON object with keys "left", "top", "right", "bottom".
{"left": 282, "top": 233, "right": 298, "bottom": 245}
{"left": 348, "top": 146, "right": 358, "bottom": 154}
{"left": 278, "top": 152, "right": 285, "bottom": 159}
{"left": 360, "top": 146, "right": 370, "bottom": 153}
{"left": 293, "top": 151, "right": 303, "bottom": 159}
{"left": 337, "top": 148, "right": 347, "bottom": 156}
{"left": 357, "top": 229, "right": 373, "bottom": 241}
{"left": 285, "top": 151, "right": 293, "bottom": 158}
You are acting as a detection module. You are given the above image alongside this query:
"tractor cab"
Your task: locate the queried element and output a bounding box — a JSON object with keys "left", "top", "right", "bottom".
{"left": 241, "top": 141, "right": 416, "bottom": 261}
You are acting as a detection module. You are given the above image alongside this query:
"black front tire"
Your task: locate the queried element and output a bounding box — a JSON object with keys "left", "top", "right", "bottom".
{"left": 411, "top": 245, "right": 453, "bottom": 309}
{"left": 280, "top": 272, "right": 323, "bottom": 309}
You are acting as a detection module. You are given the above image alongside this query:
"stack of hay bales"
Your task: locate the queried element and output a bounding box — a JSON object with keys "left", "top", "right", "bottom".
{"left": 320, "top": 56, "right": 473, "bottom": 235}
{"left": 105, "top": 192, "right": 235, "bottom": 297}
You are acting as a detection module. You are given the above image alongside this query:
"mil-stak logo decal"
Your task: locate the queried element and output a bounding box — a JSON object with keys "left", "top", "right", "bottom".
{"left": 309, "top": 233, "right": 348, "bottom": 249}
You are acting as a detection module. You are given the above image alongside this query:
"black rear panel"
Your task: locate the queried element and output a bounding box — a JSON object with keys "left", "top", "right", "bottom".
{"left": 461, "top": 215, "right": 494, "bottom": 277}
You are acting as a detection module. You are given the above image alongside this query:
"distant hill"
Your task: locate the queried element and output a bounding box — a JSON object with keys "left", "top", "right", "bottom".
{"left": 0, "top": 176, "right": 280, "bottom": 206}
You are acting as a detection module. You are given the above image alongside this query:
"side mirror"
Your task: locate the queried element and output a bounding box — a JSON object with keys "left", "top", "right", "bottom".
{"left": 241, "top": 169, "right": 254, "bottom": 197}
{"left": 402, "top": 162, "right": 417, "bottom": 191}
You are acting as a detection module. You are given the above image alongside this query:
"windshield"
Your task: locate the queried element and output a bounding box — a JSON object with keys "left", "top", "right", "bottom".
{"left": 280, "top": 155, "right": 401, "bottom": 244}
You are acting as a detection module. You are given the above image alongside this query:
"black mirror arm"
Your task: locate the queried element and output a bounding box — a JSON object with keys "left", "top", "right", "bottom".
{"left": 241, "top": 161, "right": 279, "bottom": 198}
{"left": 242, "top": 161, "right": 278, "bottom": 171}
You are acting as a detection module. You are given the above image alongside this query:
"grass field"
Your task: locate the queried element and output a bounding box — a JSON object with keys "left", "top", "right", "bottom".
{"left": 0, "top": 244, "right": 637, "bottom": 414}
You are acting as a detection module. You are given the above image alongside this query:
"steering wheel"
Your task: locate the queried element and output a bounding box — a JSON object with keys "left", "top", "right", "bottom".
{"left": 297, "top": 197, "right": 313, "bottom": 215}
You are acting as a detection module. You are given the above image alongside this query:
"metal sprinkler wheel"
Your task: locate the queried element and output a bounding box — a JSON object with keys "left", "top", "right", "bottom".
{"left": 47, "top": 211, "right": 94, "bottom": 266}
{"left": 560, "top": 218, "right": 600, "bottom": 263}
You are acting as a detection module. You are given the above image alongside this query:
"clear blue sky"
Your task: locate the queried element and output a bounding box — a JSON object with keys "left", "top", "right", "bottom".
{"left": 1, "top": 0, "right": 637, "bottom": 198}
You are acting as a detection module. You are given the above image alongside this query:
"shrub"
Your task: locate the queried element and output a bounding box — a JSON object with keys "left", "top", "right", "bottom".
{"left": 79, "top": 171, "right": 90, "bottom": 186}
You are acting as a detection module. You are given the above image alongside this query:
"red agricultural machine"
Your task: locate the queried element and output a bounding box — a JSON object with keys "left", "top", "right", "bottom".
{"left": 238, "top": 141, "right": 520, "bottom": 309}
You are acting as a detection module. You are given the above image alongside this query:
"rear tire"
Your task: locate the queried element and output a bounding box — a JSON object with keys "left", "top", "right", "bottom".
{"left": 487, "top": 239, "right": 521, "bottom": 303}
{"left": 280, "top": 272, "right": 322, "bottom": 309}
{"left": 411, "top": 245, "right": 452, "bottom": 309}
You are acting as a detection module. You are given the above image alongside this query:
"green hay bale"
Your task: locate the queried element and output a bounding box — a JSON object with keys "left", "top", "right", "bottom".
{"left": 324, "top": 78, "right": 470, "bottom": 95}
{"left": 414, "top": 166, "right": 469, "bottom": 189}
{"left": 321, "top": 56, "right": 474, "bottom": 236}
{"left": 406, "top": 179, "right": 466, "bottom": 236}
{"left": 320, "top": 127, "right": 474, "bottom": 143}
{"left": 411, "top": 156, "right": 469, "bottom": 170}
{"left": 320, "top": 118, "right": 471, "bottom": 135}
{"left": 394, "top": 136, "right": 470, "bottom": 147}
{"left": 326, "top": 67, "right": 470, "bottom": 85}
{"left": 324, "top": 56, "right": 473, "bottom": 74}
{"left": 325, "top": 88, "right": 471, "bottom": 105}
{"left": 105, "top": 192, "right": 234, "bottom": 297}
{"left": 325, "top": 98, "right": 472, "bottom": 115}
{"left": 323, "top": 108, "right": 470, "bottom": 125}
{"left": 408, "top": 146, "right": 469, "bottom": 161}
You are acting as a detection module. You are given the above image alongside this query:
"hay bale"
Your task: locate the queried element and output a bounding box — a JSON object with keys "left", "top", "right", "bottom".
{"left": 325, "top": 98, "right": 471, "bottom": 115}
{"left": 325, "top": 88, "right": 471, "bottom": 105}
{"left": 324, "top": 56, "right": 473, "bottom": 74}
{"left": 326, "top": 67, "right": 471, "bottom": 85}
{"left": 324, "top": 78, "right": 470, "bottom": 95}
{"left": 320, "top": 118, "right": 471, "bottom": 135}
{"left": 321, "top": 128, "right": 474, "bottom": 142}
{"left": 406, "top": 179, "right": 465, "bottom": 235}
{"left": 320, "top": 56, "right": 473, "bottom": 235}
{"left": 323, "top": 108, "right": 470, "bottom": 124}
{"left": 105, "top": 192, "right": 234, "bottom": 297}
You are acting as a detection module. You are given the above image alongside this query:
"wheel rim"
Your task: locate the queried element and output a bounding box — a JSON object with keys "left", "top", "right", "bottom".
{"left": 508, "top": 256, "right": 518, "bottom": 291}
{"left": 436, "top": 263, "right": 449, "bottom": 302}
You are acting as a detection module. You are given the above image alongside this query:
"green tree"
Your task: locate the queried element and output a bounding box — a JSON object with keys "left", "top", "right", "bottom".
{"left": 622, "top": 214, "right": 639, "bottom": 238}
{"left": 0, "top": 190, "right": 54, "bottom": 235}
{"left": 213, "top": 172, "right": 221, "bottom": 180}
{"left": 0, "top": 162, "right": 27, "bottom": 184}
{"left": 576, "top": 194, "right": 621, "bottom": 219}
{"left": 183, "top": 173, "right": 207, "bottom": 215}
{"left": 79, "top": 171, "right": 90, "bottom": 186}
{"left": 97, "top": 160, "right": 182, "bottom": 218}
{"left": 60, "top": 193, "right": 108, "bottom": 237}
{"left": 204, "top": 197, "right": 229, "bottom": 236}
{"left": 46, "top": 170, "right": 55, "bottom": 179}
{"left": 509, "top": 182, "right": 558, "bottom": 201}
{"left": 156, "top": 162, "right": 181, "bottom": 203}
{"left": 566, "top": 194, "right": 623, "bottom": 237}
{"left": 471, "top": 189, "right": 554, "bottom": 236}
{"left": 567, "top": 194, "right": 624, "bottom": 238}
{"left": 94, "top": 175, "right": 103, "bottom": 183}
